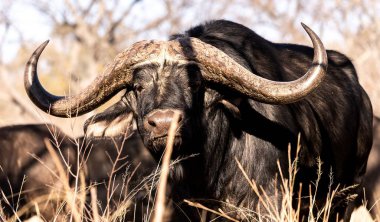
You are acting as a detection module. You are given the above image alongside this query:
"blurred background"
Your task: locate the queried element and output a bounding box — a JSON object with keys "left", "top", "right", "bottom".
{"left": 0, "top": 0, "right": 379, "bottom": 136}
{"left": 0, "top": 0, "right": 380, "bottom": 218}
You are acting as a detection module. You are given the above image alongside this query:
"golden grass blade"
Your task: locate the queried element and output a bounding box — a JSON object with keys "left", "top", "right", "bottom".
{"left": 90, "top": 187, "right": 100, "bottom": 222}
{"left": 235, "top": 157, "right": 276, "bottom": 219}
{"left": 152, "top": 112, "right": 180, "bottom": 222}
{"left": 184, "top": 200, "right": 239, "bottom": 222}
{"left": 44, "top": 138, "right": 82, "bottom": 222}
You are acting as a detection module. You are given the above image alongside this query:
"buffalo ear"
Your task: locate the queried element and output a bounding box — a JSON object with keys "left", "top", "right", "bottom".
{"left": 84, "top": 102, "right": 136, "bottom": 138}
{"left": 218, "top": 98, "right": 242, "bottom": 120}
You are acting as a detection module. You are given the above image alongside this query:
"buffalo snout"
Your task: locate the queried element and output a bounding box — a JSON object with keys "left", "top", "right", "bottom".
{"left": 143, "top": 109, "right": 183, "bottom": 139}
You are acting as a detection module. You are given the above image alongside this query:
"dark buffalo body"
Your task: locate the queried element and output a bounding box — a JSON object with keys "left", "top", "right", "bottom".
{"left": 0, "top": 124, "right": 156, "bottom": 220}
{"left": 24, "top": 20, "right": 373, "bottom": 221}
{"left": 0, "top": 124, "right": 76, "bottom": 219}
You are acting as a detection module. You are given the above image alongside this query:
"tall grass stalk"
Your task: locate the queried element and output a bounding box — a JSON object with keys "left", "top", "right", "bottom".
{"left": 152, "top": 112, "right": 181, "bottom": 222}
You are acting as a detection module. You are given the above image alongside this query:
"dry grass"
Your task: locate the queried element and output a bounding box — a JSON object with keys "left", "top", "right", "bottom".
{"left": 184, "top": 135, "right": 376, "bottom": 222}
{"left": 0, "top": 122, "right": 377, "bottom": 222}
{"left": 0, "top": 126, "right": 148, "bottom": 221}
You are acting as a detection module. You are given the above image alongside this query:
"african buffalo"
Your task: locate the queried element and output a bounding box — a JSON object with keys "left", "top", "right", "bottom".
{"left": 23, "top": 20, "right": 373, "bottom": 221}
{"left": 0, "top": 124, "right": 156, "bottom": 221}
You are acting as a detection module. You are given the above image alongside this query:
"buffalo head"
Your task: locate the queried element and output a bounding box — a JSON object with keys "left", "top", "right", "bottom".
{"left": 24, "top": 24, "right": 327, "bottom": 160}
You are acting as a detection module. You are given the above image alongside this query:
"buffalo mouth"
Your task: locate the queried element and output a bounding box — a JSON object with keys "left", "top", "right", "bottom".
{"left": 147, "top": 134, "right": 183, "bottom": 158}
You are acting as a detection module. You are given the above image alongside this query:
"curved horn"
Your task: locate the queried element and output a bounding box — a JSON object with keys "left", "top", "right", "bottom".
{"left": 185, "top": 23, "right": 327, "bottom": 104}
{"left": 24, "top": 40, "right": 160, "bottom": 117}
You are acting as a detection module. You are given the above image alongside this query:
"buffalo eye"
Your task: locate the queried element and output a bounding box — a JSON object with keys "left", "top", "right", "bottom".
{"left": 134, "top": 84, "right": 144, "bottom": 92}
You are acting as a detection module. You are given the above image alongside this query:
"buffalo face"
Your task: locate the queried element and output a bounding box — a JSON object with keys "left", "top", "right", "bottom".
{"left": 86, "top": 62, "right": 205, "bottom": 160}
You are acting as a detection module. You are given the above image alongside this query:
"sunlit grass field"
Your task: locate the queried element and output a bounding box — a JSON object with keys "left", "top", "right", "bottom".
{"left": 0, "top": 120, "right": 377, "bottom": 222}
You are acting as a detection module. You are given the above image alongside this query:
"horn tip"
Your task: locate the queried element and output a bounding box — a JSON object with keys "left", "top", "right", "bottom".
{"left": 32, "top": 40, "right": 50, "bottom": 58}
{"left": 300, "top": 22, "right": 310, "bottom": 32}
{"left": 42, "top": 40, "right": 50, "bottom": 47}
{"left": 32, "top": 40, "right": 50, "bottom": 55}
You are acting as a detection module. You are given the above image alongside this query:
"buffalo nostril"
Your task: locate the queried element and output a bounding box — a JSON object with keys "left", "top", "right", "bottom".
{"left": 177, "top": 114, "right": 183, "bottom": 124}
{"left": 148, "top": 119, "right": 156, "bottom": 127}
{"left": 144, "top": 109, "right": 185, "bottom": 137}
